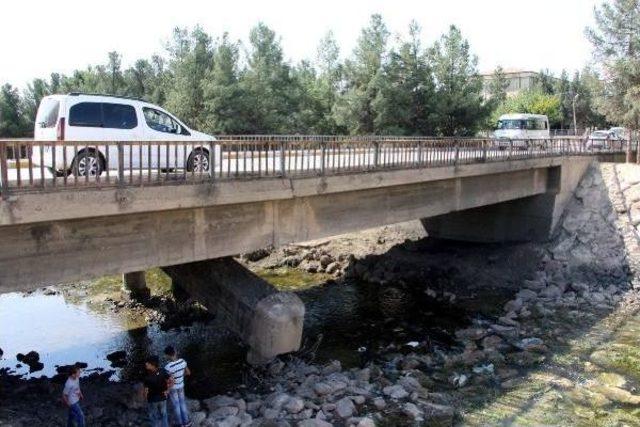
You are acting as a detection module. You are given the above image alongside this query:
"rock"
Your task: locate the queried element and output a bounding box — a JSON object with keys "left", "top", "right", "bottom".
{"left": 191, "top": 411, "right": 207, "bottom": 426}
{"left": 321, "top": 360, "right": 341, "bottom": 375}
{"left": 516, "top": 337, "right": 546, "bottom": 352}
{"left": 382, "top": 385, "right": 409, "bottom": 399}
{"left": 504, "top": 298, "right": 523, "bottom": 312}
{"left": 349, "top": 395, "right": 366, "bottom": 405}
{"left": 355, "top": 368, "right": 370, "bottom": 383}
{"left": 335, "top": 397, "right": 356, "bottom": 418}
{"left": 422, "top": 402, "right": 454, "bottom": 424}
{"left": 326, "top": 262, "right": 340, "bottom": 275}
{"left": 105, "top": 350, "right": 125, "bottom": 362}
{"left": 451, "top": 373, "right": 468, "bottom": 388}
{"left": 472, "top": 363, "right": 494, "bottom": 375}
{"left": 209, "top": 406, "right": 239, "bottom": 420}
{"left": 187, "top": 399, "right": 201, "bottom": 412}
{"left": 516, "top": 289, "right": 538, "bottom": 302}
{"left": 481, "top": 335, "right": 504, "bottom": 350}
{"left": 403, "top": 402, "right": 423, "bottom": 420}
{"left": 204, "top": 395, "right": 238, "bottom": 410}
{"left": 214, "top": 415, "right": 242, "bottom": 427}
{"left": 455, "top": 327, "right": 487, "bottom": 341}
{"left": 540, "top": 285, "right": 562, "bottom": 299}
{"left": 398, "top": 376, "right": 422, "bottom": 393}
{"left": 297, "top": 420, "right": 333, "bottom": 427}
{"left": 357, "top": 418, "right": 375, "bottom": 427}
{"left": 262, "top": 408, "right": 279, "bottom": 420}
{"left": 16, "top": 351, "right": 40, "bottom": 364}
{"left": 284, "top": 397, "right": 305, "bottom": 414}
{"left": 319, "top": 255, "right": 333, "bottom": 268}
{"left": 244, "top": 247, "right": 271, "bottom": 262}
{"left": 372, "top": 397, "right": 386, "bottom": 410}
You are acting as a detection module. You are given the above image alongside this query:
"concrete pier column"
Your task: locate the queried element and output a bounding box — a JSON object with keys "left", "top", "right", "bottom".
{"left": 162, "top": 258, "right": 305, "bottom": 365}
{"left": 122, "top": 271, "right": 151, "bottom": 300}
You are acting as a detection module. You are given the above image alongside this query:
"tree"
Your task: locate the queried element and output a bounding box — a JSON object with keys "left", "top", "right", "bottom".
{"left": 201, "top": 33, "right": 247, "bottom": 134}
{"left": 311, "top": 31, "right": 342, "bottom": 133}
{"left": 333, "top": 14, "right": 389, "bottom": 134}
{"left": 494, "top": 89, "right": 562, "bottom": 126}
{"left": 165, "top": 26, "right": 214, "bottom": 130}
{"left": 372, "top": 21, "right": 436, "bottom": 135}
{"left": 0, "top": 84, "right": 27, "bottom": 137}
{"left": 487, "top": 66, "right": 509, "bottom": 104}
{"left": 22, "top": 78, "right": 50, "bottom": 126}
{"left": 430, "top": 25, "right": 488, "bottom": 136}
{"left": 240, "top": 23, "right": 298, "bottom": 133}
{"left": 586, "top": 0, "right": 640, "bottom": 128}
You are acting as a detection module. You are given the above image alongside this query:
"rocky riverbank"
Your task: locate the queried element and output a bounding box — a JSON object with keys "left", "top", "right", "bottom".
{"left": 3, "top": 162, "right": 640, "bottom": 426}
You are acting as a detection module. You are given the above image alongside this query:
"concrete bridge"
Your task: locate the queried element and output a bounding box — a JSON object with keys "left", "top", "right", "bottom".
{"left": 0, "top": 136, "right": 629, "bottom": 363}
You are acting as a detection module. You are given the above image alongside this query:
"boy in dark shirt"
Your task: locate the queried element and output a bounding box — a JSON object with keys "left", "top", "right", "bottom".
{"left": 143, "top": 355, "right": 171, "bottom": 427}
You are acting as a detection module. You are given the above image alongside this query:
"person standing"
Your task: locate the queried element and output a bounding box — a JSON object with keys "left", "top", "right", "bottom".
{"left": 143, "top": 355, "right": 170, "bottom": 427}
{"left": 62, "top": 365, "right": 85, "bottom": 427}
{"left": 164, "top": 345, "right": 191, "bottom": 427}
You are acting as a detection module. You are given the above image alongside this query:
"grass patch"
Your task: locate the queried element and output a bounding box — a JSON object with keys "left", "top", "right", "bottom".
{"left": 254, "top": 267, "right": 331, "bottom": 291}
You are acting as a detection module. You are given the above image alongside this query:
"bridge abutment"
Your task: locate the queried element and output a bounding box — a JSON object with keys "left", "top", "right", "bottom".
{"left": 122, "top": 271, "right": 151, "bottom": 300}
{"left": 422, "top": 159, "right": 593, "bottom": 242}
{"left": 162, "top": 258, "right": 305, "bottom": 365}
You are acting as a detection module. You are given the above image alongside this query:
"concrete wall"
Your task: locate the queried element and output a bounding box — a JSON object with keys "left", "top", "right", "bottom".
{"left": 0, "top": 157, "right": 585, "bottom": 293}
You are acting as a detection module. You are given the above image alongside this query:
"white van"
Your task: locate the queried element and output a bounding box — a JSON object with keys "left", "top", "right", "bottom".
{"left": 32, "top": 93, "right": 217, "bottom": 176}
{"left": 494, "top": 114, "right": 550, "bottom": 148}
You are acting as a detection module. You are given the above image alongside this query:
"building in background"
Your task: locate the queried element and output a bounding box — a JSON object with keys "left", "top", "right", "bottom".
{"left": 480, "top": 69, "right": 557, "bottom": 99}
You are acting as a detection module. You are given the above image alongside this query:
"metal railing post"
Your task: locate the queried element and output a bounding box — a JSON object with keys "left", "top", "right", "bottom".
{"left": 117, "top": 142, "right": 125, "bottom": 186}
{"left": 509, "top": 139, "right": 513, "bottom": 160}
{"left": 0, "top": 143, "right": 8, "bottom": 199}
{"left": 209, "top": 141, "right": 215, "bottom": 182}
{"left": 454, "top": 141, "right": 460, "bottom": 166}
{"left": 482, "top": 140, "right": 488, "bottom": 162}
{"left": 279, "top": 140, "right": 286, "bottom": 177}
{"left": 320, "top": 141, "right": 326, "bottom": 175}
{"left": 373, "top": 141, "right": 380, "bottom": 168}
{"left": 416, "top": 141, "right": 423, "bottom": 167}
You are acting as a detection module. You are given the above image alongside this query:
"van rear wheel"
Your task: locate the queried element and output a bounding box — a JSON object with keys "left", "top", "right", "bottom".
{"left": 187, "top": 148, "right": 210, "bottom": 172}
{"left": 72, "top": 151, "right": 103, "bottom": 177}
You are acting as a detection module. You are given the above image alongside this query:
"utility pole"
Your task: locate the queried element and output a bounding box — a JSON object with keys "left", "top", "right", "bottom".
{"left": 572, "top": 93, "right": 579, "bottom": 136}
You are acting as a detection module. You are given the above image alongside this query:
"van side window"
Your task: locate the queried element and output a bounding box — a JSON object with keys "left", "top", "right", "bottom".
{"left": 143, "top": 107, "right": 190, "bottom": 135}
{"left": 103, "top": 103, "right": 137, "bottom": 129}
{"left": 69, "top": 102, "right": 102, "bottom": 127}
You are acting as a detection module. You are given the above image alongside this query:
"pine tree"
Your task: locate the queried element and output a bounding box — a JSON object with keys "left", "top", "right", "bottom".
{"left": 202, "top": 33, "right": 247, "bottom": 134}
{"left": 430, "top": 25, "right": 488, "bottom": 136}
{"left": 333, "top": 14, "right": 389, "bottom": 134}
{"left": 0, "top": 84, "right": 27, "bottom": 137}
{"left": 372, "top": 21, "right": 435, "bottom": 135}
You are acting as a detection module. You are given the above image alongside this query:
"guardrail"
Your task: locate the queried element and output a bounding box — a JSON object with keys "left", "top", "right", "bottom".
{"left": 0, "top": 136, "right": 633, "bottom": 196}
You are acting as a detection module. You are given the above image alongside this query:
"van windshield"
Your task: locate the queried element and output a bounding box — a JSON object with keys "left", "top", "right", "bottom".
{"left": 36, "top": 98, "right": 60, "bottom": 128}
{"left": 496, "top": 120, "right": 524, "bottom": 130}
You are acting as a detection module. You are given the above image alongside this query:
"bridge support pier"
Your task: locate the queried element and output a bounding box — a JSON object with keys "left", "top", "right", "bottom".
{"left": 122, "top": 271, "right": 151, "bottom": 300}
{"left": 162, "top": 258, "right": 305, "bottom": 365}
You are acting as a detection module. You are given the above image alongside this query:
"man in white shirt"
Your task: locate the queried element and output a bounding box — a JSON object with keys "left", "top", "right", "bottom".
{"left": 164, "top": 345, "right": 191, "bottom": 427}
{"left": 62, "top": 365, "right": 84, "bottom": 427}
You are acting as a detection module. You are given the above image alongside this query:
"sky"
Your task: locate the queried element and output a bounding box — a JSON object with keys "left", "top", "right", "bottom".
{"left": 1, "top": 0, "right": 602, "bottom": 88}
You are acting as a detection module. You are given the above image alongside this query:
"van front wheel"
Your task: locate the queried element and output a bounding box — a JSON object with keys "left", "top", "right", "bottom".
{"left": 73, "top": 151, "right": 103, "bottom": 177}
{"left": 187, "top": 148, "right": 210, "bottom": 172}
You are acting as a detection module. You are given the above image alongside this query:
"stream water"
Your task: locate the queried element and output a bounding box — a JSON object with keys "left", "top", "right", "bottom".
{"left": 0, "top": 269, "right": 474, "bottom": 399}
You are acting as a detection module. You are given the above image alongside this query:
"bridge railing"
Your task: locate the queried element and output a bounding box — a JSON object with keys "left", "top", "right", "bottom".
{"left": 0, "top": 137, "right": 633, "bottom": 196}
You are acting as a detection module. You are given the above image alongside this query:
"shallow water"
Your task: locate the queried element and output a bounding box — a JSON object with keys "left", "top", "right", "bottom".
{"left": 0, "top": 269, "right": 475, "bottom": 399}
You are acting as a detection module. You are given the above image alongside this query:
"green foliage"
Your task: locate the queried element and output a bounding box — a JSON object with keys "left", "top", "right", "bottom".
{"left": 586, "top": 0, "right": 640, "bottom": 127}
{"left": 493, "top": 89, "right": 562, "bottom": 126}
{"left": 430, "top": 26, "right": 488, "bottom": 136}
{"left": 0, "top": 84, "right": 27, "bottom": 137}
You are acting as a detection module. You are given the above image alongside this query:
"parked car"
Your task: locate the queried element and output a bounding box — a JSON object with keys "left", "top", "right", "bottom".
{"left": 609, "top": 127, "right": 627, "bottom": 140}
{"left": 32, "top": 93, "right": 217, "bottom": 176}
{"left": 586, "top": 130, "right": 619, "bottom": 150}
